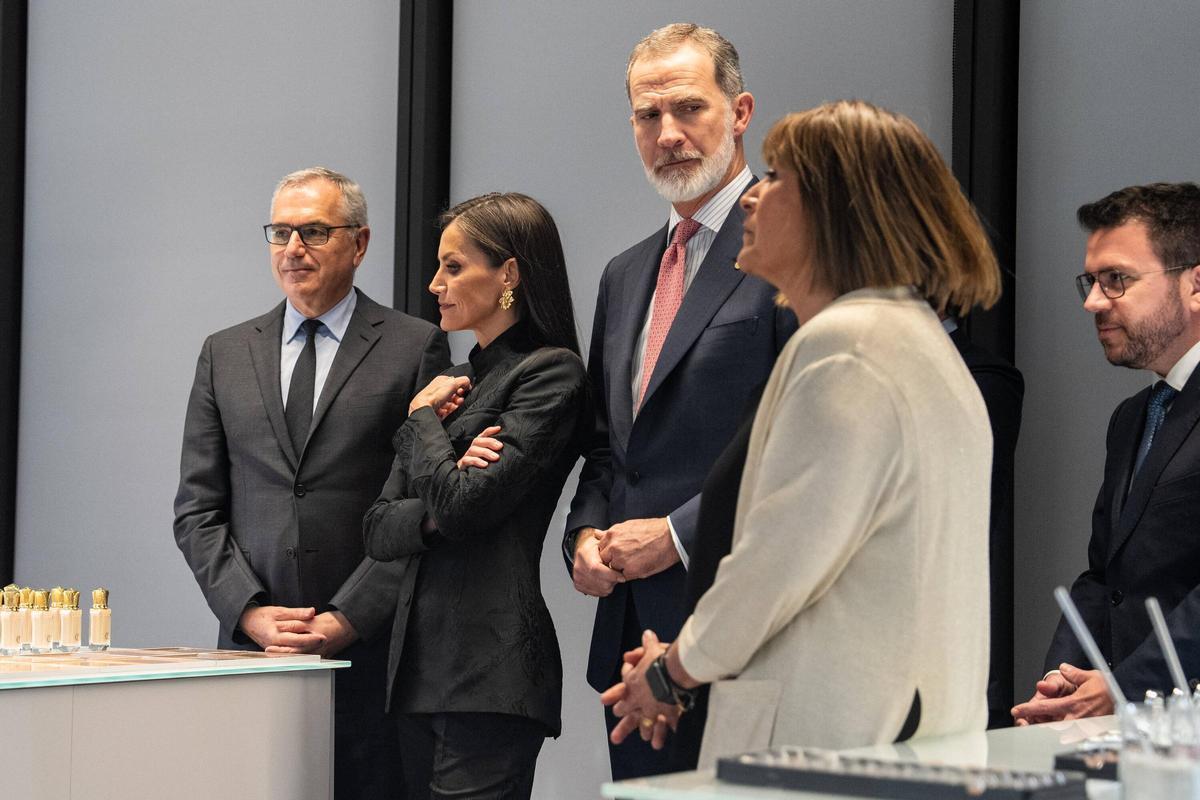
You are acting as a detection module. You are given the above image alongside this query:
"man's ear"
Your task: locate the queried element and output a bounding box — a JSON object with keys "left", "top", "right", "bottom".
{"left": 353, "top": 226, "right": 371, "bottom": 266}
{"left": 731, "top": 92, "right": 754, "bottom": 137}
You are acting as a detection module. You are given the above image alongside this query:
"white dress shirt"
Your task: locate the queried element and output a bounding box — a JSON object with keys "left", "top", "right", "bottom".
{"left": 280, "top": 288, "right": 357, "bottom": 412}
{"left": 629, "top": 166, "right": 753, "bottom": 567}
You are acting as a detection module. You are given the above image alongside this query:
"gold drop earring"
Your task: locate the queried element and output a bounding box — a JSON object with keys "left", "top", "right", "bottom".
{"left": 498, "top": 286, "right": 515, "bottom": 310}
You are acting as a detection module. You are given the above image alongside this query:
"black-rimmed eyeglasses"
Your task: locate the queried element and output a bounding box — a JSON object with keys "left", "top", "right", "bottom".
{"left": 263, "top": 223, "right": 359, "bottom": 247}
{"left": 1074, "top": 265, "right": 1194, "bottom": 302}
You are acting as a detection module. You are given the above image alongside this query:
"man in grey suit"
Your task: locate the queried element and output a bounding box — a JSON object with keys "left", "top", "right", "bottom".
{"left": 564, "top": 24, "right": 795, "bottom": 779}
{"left": 174, "top": 167, "right": 449, "bottom": 799}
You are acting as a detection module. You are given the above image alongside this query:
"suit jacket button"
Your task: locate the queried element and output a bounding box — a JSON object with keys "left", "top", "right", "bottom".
{"left": 285, "top": 547, "right": 296, "bottom": 559}
{"left": 627, "top": 470, "right": 640, "bottom": 486}
{"left": 1110, "top": 590, "right": 1124, "bottom": 606}
{"left": 294, "top": 483, "right": 306, "bottom": 497}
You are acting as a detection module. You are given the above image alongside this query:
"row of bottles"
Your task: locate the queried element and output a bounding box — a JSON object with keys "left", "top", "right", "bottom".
{"left": 0, "top": 585, "right": 110, "bottom": 654}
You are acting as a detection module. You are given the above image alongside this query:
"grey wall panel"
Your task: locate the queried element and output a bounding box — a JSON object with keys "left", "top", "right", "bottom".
{"left": 1013, "top": 3, "right": 1200, "bottom": 698}
{"left": 18, "top": 2, "right": 398, "bottom": 644}
{"left": 450, "top": 3, "right": 952, "bottom": 796}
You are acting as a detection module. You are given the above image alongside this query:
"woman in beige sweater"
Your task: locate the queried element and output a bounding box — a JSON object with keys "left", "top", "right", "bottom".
{"left": 605, "top": 99, "right": 1002, "bottom": 763}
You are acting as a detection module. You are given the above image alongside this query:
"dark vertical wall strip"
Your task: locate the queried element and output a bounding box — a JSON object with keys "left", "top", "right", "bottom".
{"left": 394, "top": 0, "right": 453, "bottom": 322}
{"left": 952, "top": 0, "right": 1020, "bottom": 360}
{"left": 952, "top": 0, "right": 1020, "bottom": 727}
{"left": 0, "top": 0, "right": 27, "bottom": 585}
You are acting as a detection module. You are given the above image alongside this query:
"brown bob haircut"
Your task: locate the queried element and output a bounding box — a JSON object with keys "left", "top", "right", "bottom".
{"left": 762, "top": 100, "right": 1001, "bottom": 314}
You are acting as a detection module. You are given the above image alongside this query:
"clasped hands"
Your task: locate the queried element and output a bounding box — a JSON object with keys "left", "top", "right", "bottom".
{"left": 572, "top": 519, "right": 680, "bottom": 597}
{"left": 600, "top": 629, "right": 683, "bottom": 750}
{"left": 1010, "top": 662, "right": 1114, "bottom": 725}
{"left": 238, "top": 605, "right": 358, "bottom": 659}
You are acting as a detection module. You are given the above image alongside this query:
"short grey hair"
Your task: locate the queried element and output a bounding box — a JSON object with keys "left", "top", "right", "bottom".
{"left": 626, "top": 23, "right": 745, "bottom": 104}
{"left": 272, "top": 166, "right": 368, "bottom": 227}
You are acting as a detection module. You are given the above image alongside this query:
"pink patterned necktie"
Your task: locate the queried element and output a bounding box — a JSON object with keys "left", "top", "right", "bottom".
{"left": 637, "top": 218, "right": 702, "bottom": 411}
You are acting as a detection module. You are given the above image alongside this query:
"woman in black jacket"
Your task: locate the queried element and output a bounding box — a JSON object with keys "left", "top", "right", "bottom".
{"left": 363, "top": 192, "right": 590, "bottom": 799}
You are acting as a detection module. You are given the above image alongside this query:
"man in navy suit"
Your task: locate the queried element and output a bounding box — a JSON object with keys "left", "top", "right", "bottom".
{"left": 563, "top": 23, "right": 795, "bottom": 779}
{"left": 1013, "top": 183, "right": 1200, "bottom": 724}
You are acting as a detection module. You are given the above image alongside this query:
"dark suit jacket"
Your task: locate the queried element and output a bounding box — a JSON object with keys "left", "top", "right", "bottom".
{"left": 565, "top": 191, "right": 796, "bottom": 691}
{"left": 363, "top": 322, "right": 592, "bottom": 736}
{"left": 173, "top": 289, "right": 449, "bottom": 648}
{"left": 950, "top": 327, "right": 1024, "bottom": 722}
{"left": 1046, "top": 363, "right": 1200, "bottom": 695}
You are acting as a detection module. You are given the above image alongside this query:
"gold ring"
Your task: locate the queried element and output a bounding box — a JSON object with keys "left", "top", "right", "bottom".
{"left": 640, "top": 718, "right": 654, "bottom": 729}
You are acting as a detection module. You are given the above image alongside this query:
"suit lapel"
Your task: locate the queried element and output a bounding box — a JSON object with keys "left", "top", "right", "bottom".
{"left": 639, "top": 202, "right": 748, "bottom": 409}
{"left": 247, "top": 302, "right": 296, "bottom": 469}
{"left": 1112, "top": 372, "right": 1200, "bottom": 560}
{"left": 307, "top": 290, "right": 383, "bottom": 450}
{"left": 611, "top": 228, "right": 668, "bottom": 448}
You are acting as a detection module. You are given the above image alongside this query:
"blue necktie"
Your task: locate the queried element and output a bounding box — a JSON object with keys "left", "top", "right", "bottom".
{"left": 1133, "top": 381, "right": 1178, "bottom": 477}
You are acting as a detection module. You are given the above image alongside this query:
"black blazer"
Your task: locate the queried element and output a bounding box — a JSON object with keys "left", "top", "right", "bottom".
{"left": 565, "top": 190, "right": 796, "bottom": 691}
{"left": 363, "top": 322, "right": 591, "bottom": 736}
{"left": 669, "top": 381, "right": 765, "bottom": 771}
{"left": 1046, "top": 363, "right": 1200, "bottom": 694}
{"left": 950, "top": 327, "right": 1024, "bottom": 721}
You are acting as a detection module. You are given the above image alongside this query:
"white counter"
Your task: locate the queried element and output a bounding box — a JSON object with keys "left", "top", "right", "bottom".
{"left": 0, "top": 647, "right": 347, "bottom": 799}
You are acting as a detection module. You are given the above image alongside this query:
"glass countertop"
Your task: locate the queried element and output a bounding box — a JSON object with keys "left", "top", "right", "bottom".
{"left": 0, "top": 646, "right": 348, "bottom": 690}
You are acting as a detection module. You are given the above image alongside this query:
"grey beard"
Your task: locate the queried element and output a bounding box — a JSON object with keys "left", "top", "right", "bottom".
{"left": 644, "top": 121, "right": 736, "bottom": 204}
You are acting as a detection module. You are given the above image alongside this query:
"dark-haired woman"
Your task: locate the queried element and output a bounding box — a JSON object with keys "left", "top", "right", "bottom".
{"left": 363, "top": 192, "right": 590, "bottom": 798}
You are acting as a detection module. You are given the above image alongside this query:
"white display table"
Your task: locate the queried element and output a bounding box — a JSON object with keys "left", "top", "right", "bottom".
{"left": 0, "top": 647, "right": 347, "bottom": 799}
{"left": 602, "top": 716, "right": 1122, "bottom": 799}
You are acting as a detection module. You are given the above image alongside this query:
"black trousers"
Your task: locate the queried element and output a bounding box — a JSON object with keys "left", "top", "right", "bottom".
{"left": 334, "top": 639, "right": 405, "bottom": 800}
{"left": 396, "top": 712, "right": 545, "bottom": 799}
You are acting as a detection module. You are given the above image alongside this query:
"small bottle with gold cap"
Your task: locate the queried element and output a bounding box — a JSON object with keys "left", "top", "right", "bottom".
{"left": 18, "top": 587, "right": 33, "bottom": 652}
{"left": 88, "top": 588, "right": 110, "bottom": 651}
{"left": 30, "top": 590, "right": 53, "bottom": 653}
{"left": 48, "top": 587, "right": 64, "bottom": 650}
{"left": 60, "top": 589, "right": 82, "bottom": 652}
{"left": 0, "top": 588, "right": 20, "bottom": 654}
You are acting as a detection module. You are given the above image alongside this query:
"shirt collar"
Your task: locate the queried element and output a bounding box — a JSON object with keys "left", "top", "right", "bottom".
{"left": 283, "top": 288, "right": 357, "bottom": 344}
{"left": 468, "top": 318, "right": 536, "bottom": 381}
{"left": 1163, "top": 337, "right": 1200, "bottom": 391}
{"left": 667, "top": 165, "right": 753, "bottom": 236}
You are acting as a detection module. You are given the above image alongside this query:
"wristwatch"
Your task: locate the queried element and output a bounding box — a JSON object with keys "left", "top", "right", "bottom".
{"left": 646, "top": 653, "right": 697, "bottom": 712}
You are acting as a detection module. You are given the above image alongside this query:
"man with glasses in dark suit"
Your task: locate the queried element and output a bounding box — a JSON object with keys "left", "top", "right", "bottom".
{"left": 174, "top": 167, "right": 449, "bottom": 798}
{"left": 1013, "top": 182, "right": 1200, "bottom": 724}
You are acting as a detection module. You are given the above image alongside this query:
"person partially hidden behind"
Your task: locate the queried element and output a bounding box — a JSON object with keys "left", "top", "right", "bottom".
{"left": 1013, "top": 183, "right": 1200, "bottom": 725}
{"left": 362, "top": 193, "right": 591, "bottom": 799}
{"left": 603, "top": 100, "right": 1000, "bottom": 763}
{"left": 173, "top": 167, "right": 449, "bottom": 798}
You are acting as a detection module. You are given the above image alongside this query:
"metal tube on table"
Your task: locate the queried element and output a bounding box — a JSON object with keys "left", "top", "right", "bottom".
{"left": 1053, "top": 586, "right": 1128, "bottom": 708}
{"left": 1145, "top": 597, "right": 1191, "bottom": 697}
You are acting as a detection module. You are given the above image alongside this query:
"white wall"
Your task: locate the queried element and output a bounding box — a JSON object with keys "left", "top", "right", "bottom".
{"left": 18, "top": 1, "right": 398, "bottom": 643}
{"left": 449, "top": 3, "right": 952, "bottom": 796}
{"left": 1012, "top": 3, "right": 1200, "bottom": 699}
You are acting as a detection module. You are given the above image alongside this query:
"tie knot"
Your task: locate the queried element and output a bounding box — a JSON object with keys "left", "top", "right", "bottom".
{"left": 672, "top": 218, "right": 702, "bottom": 246}
{"left": 300, "top": 319, "right": 322, "bottom": 339}
{"left": 1150, "top": 381, "right": 1178, "bottom": 410}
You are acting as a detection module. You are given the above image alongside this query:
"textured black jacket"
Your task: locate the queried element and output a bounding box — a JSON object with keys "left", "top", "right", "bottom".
{"left": 363, "top": 321, "right": 591, "bottom": 736}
